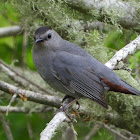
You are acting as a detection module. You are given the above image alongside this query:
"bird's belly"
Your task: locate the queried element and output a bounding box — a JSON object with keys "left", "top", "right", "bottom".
{"left": 36, "top": 62, "right": 79, "bottom": 98}
{"left": 33, "top": 52, "right": 82, "bottom": 98}
{"left": 44, "top": 73, "right": 78, "bottom": 97}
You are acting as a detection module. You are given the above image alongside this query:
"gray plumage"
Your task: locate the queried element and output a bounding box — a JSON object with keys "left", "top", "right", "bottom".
{"left": 33, "top": 27, "right": 140, "bottom": 109}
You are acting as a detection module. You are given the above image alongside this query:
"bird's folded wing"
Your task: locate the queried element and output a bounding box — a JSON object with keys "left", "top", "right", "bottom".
{"left": 52, "top": 52, "right": 108, "bottom": 108}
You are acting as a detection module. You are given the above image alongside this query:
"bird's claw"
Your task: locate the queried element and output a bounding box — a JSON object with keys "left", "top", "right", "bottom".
{"left": 54, "top": 96, "right": 80, "bottom": 121}
{"left": 76, "top": 101, "right": 80, "bottom": 110}
{"left": 54, "top": 105, "right": 73, "bottom": 121}
{"left": 53, "top": 106, "right": 63, "bottom": 116}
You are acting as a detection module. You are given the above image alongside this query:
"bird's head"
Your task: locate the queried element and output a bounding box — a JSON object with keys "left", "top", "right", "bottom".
{"left": 34, "top": 26, "right": 63, "bottom": 50}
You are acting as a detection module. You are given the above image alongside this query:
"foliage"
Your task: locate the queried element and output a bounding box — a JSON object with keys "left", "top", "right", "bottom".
{"left": 0, "top": 0, "right": 140, "bottom": 140}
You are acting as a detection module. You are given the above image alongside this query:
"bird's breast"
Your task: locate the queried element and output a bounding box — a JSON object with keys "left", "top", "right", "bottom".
{"left": 33, "top": 50, "right": 73, "bottom": 95}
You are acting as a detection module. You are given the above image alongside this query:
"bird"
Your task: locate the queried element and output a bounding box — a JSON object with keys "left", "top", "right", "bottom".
{"left": 33, "top": 26, "right": 140, "bottom": 109}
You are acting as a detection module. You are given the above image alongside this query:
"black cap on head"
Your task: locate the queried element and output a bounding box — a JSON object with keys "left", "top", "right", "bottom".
{"left": 35, "top": 26, "right": 52, "bottom": 35}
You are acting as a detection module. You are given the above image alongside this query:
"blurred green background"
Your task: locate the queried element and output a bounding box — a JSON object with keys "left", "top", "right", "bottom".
{"left": 0, "top": 1, "right": 140, "bottom": 140}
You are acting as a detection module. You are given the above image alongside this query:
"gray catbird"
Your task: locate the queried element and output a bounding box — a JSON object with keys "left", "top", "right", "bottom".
{"left": 33, "top": 26, "right": 140, "bottom": 109}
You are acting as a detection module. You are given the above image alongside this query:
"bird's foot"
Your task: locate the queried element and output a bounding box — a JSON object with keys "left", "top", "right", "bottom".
{"left": 53, "top": 105, "right": 73, "bottom": 121}
{"left": 61, "top": 95, "right": 74, "bottom": 104}
{"left": 76, "top": 101, "right": 80, "bottom": 110}
{"left": 53, "top": 106, "right": 63, "bottom": 116}
{"left": 54, "top": 96, "right": 80, "bottom": 121}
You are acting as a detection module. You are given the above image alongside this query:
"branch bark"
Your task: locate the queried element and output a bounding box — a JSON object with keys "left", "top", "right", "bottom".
{"left": 0, "top": 114, "right": 14, "bottom": 140}
{"left": 102, "top": 123, "right": 139, "bottom": 140}
{"left": 0, "top": 106, "right": 24, "bottom": 113}
{"left": 105, "top": 35, "right": 140, "bottom": 69}
{"left": 40, "top": 112, "right": 69, "bottom": 140}
{"left": 0, "top": 80, "right": 61, "bottom": 108}
{"left": 0, "top": 106, "right": 53, "bottom": 113}
{"left": 22, "top": 28, "right": 28, "bottom": 69}
{"left": 0, "top": 80, "right": 105, "bottom": 120}
{"left": 0, "top": 26, "right": 22, "bottom": 38}
{"left": 65, "top": 0, "right": 140, "bottom": 31}
{"left": 84, "top": 123, "right": 102, "bottom": 140}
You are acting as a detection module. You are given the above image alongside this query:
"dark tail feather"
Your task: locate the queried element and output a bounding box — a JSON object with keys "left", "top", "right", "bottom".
{"left": 126, "top": 86, "right": 140, "bottom": 96}
{"left": 101, "top": 78, "right": 140, "bottom": 96}
{"left": 121, "top": 79, "right": 140, "bottom": 96}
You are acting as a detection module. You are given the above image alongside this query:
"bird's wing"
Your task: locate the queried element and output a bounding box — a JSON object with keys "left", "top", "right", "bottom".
{"left": 52, "top": 51, "right": 108, "bottom": 108}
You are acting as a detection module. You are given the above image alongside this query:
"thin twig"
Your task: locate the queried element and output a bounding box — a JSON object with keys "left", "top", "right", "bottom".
{"left": 121, "top": 129, "right": 139, "bottom": 140}
{"left": 6, "top": 93, "right": 18, "bottom": 116}
{"left": 0, "top": 114, "right": 14, "bottom": 140}
{"left": 102, "top": 124, "right": 130, "bottom": 140}
{"left": 113, "top": 65, "right": 132, "bottom": 72}
{"left": 22, "top": 28, "right": 28, "bottom": 69}
{"left": 84, "top": 123, "right": 102, "bottom": 140}
{"left": 26, "top": 115, "right": 36, "bottom": 140}
{"left": 133, "top": 54, "right": 140, "bottom": 81}
{"left": 62, "top": 123, "right": 77, "bottom": 140}
{"left": 0, "top": 106, "right": 53, "bottom": 113}
{"left": 69, "top": 123, "right": 77, "bottom": 140}
{"left": 0, "top": 106, "right": 23, "bottom": 113}
{"left": 1, "top": 9, "right": 17, "bottom": 25}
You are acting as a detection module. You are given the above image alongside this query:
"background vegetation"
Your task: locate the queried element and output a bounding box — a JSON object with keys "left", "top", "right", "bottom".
{"left": 0, "top": 1, "right": 140, "bottom": 140}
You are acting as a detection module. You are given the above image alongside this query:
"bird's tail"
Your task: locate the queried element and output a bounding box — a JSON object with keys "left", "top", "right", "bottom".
{"left": 121, "top": 79, "right": 140, "bottom": 96}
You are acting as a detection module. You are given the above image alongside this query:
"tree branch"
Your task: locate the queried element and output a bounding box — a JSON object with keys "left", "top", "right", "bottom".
{"left": 26, "top": 115, "right": 37, "bottom": 140}
{"left": 0, "top": 114, "right": 14, "bottom": 140}
{"left": 0, "top": 80, "right": 106, "bottom": 120}
{"left": 0, "top": 106, "right": 53, "bottom": 113}
{"left": 102, "top": 123, "right": 139, "bottom": 140}
{"left": 40, "top": 112, "right": 69, "bottom": 140}
{"left": 65, "top": 0, "right": 140, "bottom": 31}
{"left": 0, "top": 80, "right": 61, "bottom": 108}
{"left": 0, "top": 26, "right": 22, "bottom": 38}
{"left": 6, "top": 92, "right": 18, "bottom": 116}
{"left": 84, "top": 123, "right": 102, "bottom": 140}
{"left": 105, "top": 35, "right": 140, "bottom": 69}
{"left": 0, "top": 106, "right": 24, "bottom": 113}
{"left": 22, "top": 28, "right": 28, "bottom": 69}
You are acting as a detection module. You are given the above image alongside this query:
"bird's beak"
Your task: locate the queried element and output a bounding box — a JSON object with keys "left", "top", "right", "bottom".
{"left": 35, "top": 38, "right": 44, "bottom": 43}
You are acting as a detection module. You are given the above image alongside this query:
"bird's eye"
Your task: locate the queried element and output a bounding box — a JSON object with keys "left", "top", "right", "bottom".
{"left": 34, "top": 36, "right": 36, "bottom": 40}
{"left": 48, "top": 33, "right": 52, "bottom": 39}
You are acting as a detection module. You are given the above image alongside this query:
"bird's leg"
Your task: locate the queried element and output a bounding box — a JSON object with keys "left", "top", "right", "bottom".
{"left": 54, "top": 96, "right": 80, "bottom": 120}
{"left": 62, "top": 97, "right": 80, "bottom": 121}
{"left": 76, "top": 101, "right": 80, "bottom": 110}
{"left": 62, "top": 95, "right": 80, "bottom": 110}
{"left": 63, "top": 97, "right": 80, "bottom": 111}
{"left": 61, "top": 95, "right": 73, "bottom": 103}
{"left": 54, "top": 95, "right": 75, "bottom": 115}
